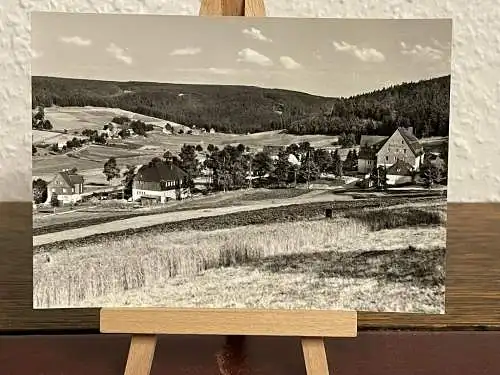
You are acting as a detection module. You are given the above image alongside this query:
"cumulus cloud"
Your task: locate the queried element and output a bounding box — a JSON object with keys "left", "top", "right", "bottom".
{"left": 332, "top": 41, "right": 385, "bottom": 63}
{"left": 237, "top": 48, "right": 273, "bottom": 66}
{"left": 280, "top": 56, "right": 302, "bottom": 70}
{"left": 400, "top": 42, "right": 445, "bottom": 61}
{"left": 59, "top": 36, "right": 92, "bottom": 46}
{"left": 170, "top": 47, "right": 202, "bottom": 56}
{"left": 242, "top": 27, "right": 272, "bottom": 42}
{"left": 106, "top": 43, "right": 133, "bottom": 65}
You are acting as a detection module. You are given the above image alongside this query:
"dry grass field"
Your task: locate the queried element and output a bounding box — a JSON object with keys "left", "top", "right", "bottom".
{"left": 42, "top": 106, "right": 168, "bottom": 132}
{"left": 33, "top": 201, "right": 446, "bottom": 312}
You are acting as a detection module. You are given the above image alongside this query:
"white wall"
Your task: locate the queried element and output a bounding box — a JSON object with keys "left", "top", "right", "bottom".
{"left": 132, "top": 188, "right": 177, "bottom": 203}
{"left": 1, "top": 0, "right": 499, "bottom": 202}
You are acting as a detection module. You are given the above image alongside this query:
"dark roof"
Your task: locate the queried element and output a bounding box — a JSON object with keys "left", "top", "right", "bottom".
{"left": 397, "top": 127, "right": 423, "bottom": 156}
{"left": 359, "top": 135, "right": 389, "bottom": 148}
{"left": 386, "top": 159, "right": 414, "bottom": 176}
{"left": 358, "top": 135, "right": 388, "bottom": 160}
{"left": 53, "top": 171, "right": 84, "bottom": 187}
{"left": 358, "top": 148, "right": 377, "bottom": 160}
{"left": 135, "top": 161, "right": 187, "bottom": 182}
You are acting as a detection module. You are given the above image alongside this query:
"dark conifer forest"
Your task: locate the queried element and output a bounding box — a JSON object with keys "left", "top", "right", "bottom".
{"left": 32, "top": 75, "right": 450, "bottom": 138}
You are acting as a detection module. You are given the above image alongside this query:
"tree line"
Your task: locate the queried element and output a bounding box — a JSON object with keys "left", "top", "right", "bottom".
{"left": 32, "top": 75, "right": 450, "bottom": 139}
{"left": 114, "top": 142, "right": 359, "bottom": 199}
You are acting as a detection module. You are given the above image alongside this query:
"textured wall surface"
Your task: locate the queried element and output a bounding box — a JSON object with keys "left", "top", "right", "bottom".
{"left": 0, "top": 0, "right": 498, "bottom": 202}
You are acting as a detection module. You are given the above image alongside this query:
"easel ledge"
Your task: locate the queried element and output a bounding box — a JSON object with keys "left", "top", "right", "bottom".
{"left": 100, "top": 1, "right": 358, "bottom": 375}
{"left": 100, "top": 308, "right": 357, "bottom": 337}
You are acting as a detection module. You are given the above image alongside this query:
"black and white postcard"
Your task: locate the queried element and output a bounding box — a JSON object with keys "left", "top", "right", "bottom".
{"left": 32, "top": 13, "right": 451, "bottom": 313}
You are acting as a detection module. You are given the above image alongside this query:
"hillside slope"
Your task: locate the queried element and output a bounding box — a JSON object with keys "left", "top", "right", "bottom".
{"left": 32, "top": 75, "right": 450, "bottom": 138}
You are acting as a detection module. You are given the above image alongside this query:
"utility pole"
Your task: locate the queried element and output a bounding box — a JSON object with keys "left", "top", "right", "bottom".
{"left": 306, "top": 149, "right": 311, "bottom": 190}
{"left": 248, "top": 156, "right": 253, "bottom": 189}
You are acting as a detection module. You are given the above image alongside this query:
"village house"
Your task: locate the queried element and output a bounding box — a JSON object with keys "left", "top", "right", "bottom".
{"left": 46, "top": 169, "right": 85, "bottom": 204}
{"left": 132, "top": 160, "right": 190, "bottom": 204}
{"left": 358, "top": 127, "right": 424, "bottom": 175}
{"left": 385, "top": 159, "right": 415, "bottom": 185}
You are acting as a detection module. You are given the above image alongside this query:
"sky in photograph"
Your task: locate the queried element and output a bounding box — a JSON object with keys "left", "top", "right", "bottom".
{"left": 31, "top": 13, "right": 452, "bottom": 98}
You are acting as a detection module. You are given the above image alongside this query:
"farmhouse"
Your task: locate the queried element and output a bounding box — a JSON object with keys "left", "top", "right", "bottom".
{"left": 132, "top": 160, "right": 190, "bottom": 203}
{"left": 358, "top": 127, "right": 424, "bottom": 174}
{"left": 46, "top": 170, "right": 84, "bottom": 204}
{"left": 385, "top": 159, "right": 414, "bottom": 186}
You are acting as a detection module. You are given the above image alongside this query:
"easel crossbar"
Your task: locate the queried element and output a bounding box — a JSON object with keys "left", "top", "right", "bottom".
{"left": 101, "top": 308, "right": 357, "bottom": 337}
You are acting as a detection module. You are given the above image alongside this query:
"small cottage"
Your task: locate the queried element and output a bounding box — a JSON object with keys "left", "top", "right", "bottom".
{"left": 132, "top": 160, "right": 189, "bottom": 203}
{"left": 46, "top": 170, "right": 84, "bottom": 204}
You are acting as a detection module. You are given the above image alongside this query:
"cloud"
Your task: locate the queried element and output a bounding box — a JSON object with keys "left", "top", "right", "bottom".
{"left": 170, "top": 47, "right": 202, "bottom": 56}
{"left": 176, "top": 68, "right": 249, "bottom": 75}
{"left": 280, "top": 56, "right": 302, "bottom": 70}
{"left": 59, "top": 36, "right": 92, "bottom": 47}
{"left": 106, "top": 43, "right": 133, "bottom": 65}
{"left": 400, "top": 42, "right": 445, "bottom": 61}
{"left": 237, "top": 48, "right": 273, "bottom": 66}
{"left": 242, "top": 27, "right": 272, "bottom": 42}
{"left": 332, "top": 41, "right": 385, "bottom": 63}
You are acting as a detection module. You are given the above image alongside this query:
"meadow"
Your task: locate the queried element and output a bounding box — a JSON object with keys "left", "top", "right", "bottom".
{"left": 33, "top": 200, "right": 446, "bottom": 312}
{"left": 42, "top": 106, "right": 169, "bottom": 132}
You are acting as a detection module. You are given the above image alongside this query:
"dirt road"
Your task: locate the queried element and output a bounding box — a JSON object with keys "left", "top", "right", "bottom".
{"left": 33, "top": 191, "right": 351, "bottom": 246}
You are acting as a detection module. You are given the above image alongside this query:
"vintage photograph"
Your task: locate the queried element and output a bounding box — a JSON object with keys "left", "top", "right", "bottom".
{"left": 31, "top": 13, "right": 451, "bottom": 313}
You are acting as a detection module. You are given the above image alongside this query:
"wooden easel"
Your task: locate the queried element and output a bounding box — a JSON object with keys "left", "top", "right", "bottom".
{"left": 100, "top": 1, "right": 358, "bottom": 374}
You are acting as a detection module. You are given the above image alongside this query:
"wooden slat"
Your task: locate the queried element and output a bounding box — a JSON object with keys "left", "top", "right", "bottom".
{"left": 1, "top": 202, "right": 500, "bottom": 331}
{"left": 100, "top": 308, "right": 357, "bottom": 337}
{"left": 199, "top": 0, "right": 265, "bottom": 17}
{"left": 301, "top": 338, "right": 329, "bottom": 375}
{"left": 123, "top": 335, "right": 157, "bottom": 375}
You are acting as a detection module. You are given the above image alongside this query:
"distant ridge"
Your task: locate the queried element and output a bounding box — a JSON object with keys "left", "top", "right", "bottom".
{"left": 32, "top": 75, "right": 450, "bottom": 138}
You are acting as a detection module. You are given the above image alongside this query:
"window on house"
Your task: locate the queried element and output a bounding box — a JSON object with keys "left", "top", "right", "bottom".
{"left": 63, "top": 188, "right": 66, "bottom": 193}
{"left": 386, "top": 156, "right": 389, "bottom": 161}
{"left": 404, "top": 149, "right": 406, "bottom": 153}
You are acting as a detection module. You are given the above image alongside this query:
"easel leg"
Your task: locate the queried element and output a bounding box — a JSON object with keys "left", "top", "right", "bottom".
{"left": 301, "top": 337, "right": 329, "bottom": 375}
{"left": 124, "top": 335, "right": 157, "bottom": 375}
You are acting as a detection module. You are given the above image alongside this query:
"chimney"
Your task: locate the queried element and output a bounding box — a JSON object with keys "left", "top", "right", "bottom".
{"left": 407, "top": 127, "right": 413, "bottom": 135}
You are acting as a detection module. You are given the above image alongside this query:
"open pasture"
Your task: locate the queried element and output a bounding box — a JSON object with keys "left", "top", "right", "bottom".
{"left": 74, "top": 144, "right": 145, "bottom": 162}
{"left": 112, "top": 129, "right": 340, "bottom": 154}
{"left": 42, "top": 106, "right": 170, "bottom": 132}
{"left": 32, "top": 130, "right": 89, "bottom": 146}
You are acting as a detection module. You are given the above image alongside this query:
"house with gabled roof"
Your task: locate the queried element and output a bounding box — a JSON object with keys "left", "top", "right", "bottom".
{"left": 46, "top": 170, "right": 85, "bottom": 204}
{"left": 358, "top": 127, "right": 425, "bottom": 174}
{"left": 385, "top": 159, "right": 415, "bottom": 185}
{"left": 132, "top": 160, "right": 189, "bottom": 203}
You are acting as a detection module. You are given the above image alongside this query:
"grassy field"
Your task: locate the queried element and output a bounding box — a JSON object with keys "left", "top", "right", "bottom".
{"left": 32, "top": 130, "right": 89, "bottom": 144}
{"left": 33, "top": 202, "right": 446, "bottom": 312}
{"left": 42, "top": 106, "right": 170, "bottom": 132}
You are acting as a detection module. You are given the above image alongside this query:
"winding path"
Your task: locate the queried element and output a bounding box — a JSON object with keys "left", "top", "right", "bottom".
{"left": 33, "top": 191, "right": 350, "bottom": 247}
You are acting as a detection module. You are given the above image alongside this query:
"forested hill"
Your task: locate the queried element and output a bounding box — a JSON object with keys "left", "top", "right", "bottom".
{"left": 32, "top": 75, "right": 450, "bottom": 138}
